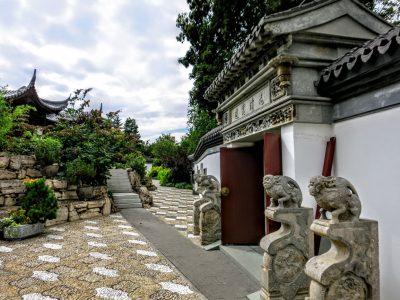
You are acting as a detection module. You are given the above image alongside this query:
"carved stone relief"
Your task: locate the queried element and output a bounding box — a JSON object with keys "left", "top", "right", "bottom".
{"left": 223, "top": 104, "right": 294, "bottom": 143}
{"left": 305, "top": 176, "right": 379, "bottom": 300}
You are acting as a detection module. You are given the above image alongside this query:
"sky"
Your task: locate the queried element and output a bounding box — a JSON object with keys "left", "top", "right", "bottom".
{"left": 0, "top": 0, "right": 193, "bottom": 142}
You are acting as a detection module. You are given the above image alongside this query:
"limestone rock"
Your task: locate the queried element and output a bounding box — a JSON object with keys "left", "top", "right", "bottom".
{"left": 74, "top": 202, "right": 88, "bottom": 209}
{"left": 45, "top": 179, "right": 54, "bottom": 189}
{"left": 128, "top": 171, "right": 141, "bottom": 189}
{"left": 61, "top": 190, "right": 79, "bottom": 200}
{"left": 139, "top": 186, "right": 153, "bottom": 206}
{"left": 79, "top": 210, "right": 101, "bottom": 219}
{"left": 0, "top": 156, "right": 10, "bottom": 169}
{"left": 26, "top": 168, "right": 42, "bottom": 178}
{"left": 52, "top": 180, "right": 68, "bottom": 190}
{"left": 67, "top": 184, "right": 78, "bottom": 191}
{"left": 0, "top": 169, "right": 17, "bottom": 180}
{"left": 9, "top": 156, "right": 21, "bottom": 170}
{"left": 0, "top": 179, "right": 22, "bottom": 189}
{"left": 102, "top": 196, "right": 111, "bottom": 216}
{"left": 1, "top": 187, "right": 25, "bottom": 195}
{"left": 68, "top": 209, "right": 79, "bottom": 221}
{"left": 45, "top": 205, "right": 69, "bottom": 226}
{"left": 18, "top": 169, "right": 27, "bottom": 179}
{"left": 20, "top": 155, "right": 36, "bottom": 167}
{"left": 87, "top": 200, "right": 104, "bottom": 209}
{"left": 5, "top": 197, "right": 17, "bottom": 206}
{"left": 0, "top": 196, "right": 4, "bottom": 206}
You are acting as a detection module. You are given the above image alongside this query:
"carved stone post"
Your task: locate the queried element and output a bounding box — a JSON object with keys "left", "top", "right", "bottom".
{"left": 305, "top": 176, "right": 379, "bottom": 300}
{"left": 193, "top": 174, "right": 210, "bottom": 235}
{"left": 260, "top": 175, "right": 313, "bottom": 300}
{"left": 197, "top": 175, "right": 221, "bottom": 245}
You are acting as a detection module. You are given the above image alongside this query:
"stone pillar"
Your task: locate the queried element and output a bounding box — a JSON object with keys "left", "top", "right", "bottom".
{"left": 193, "top": 174, "right": 218, "bottom": 236}
{"left": 195, "top": 175, "right": 221, "bottom": 245}
{"left": 305, "top": 176, "right": 379, "bottom": 300}
{"left": 260, "top": 175, "right": 313, "bottom": 300}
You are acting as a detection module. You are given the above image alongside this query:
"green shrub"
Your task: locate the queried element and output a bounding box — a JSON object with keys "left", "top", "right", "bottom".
{"left": 147, "top": 165, "right": 164, "bottom": 178}
{"left": 22, "top": 178, "right": 58, "bottom": 223}
{"left": 125, "top": 153, "right": 146, "bottom": 179}
{"left": 157, "top": 167, "right": 172, "bottom": 186}
{"left": 34, "top": 137, "right": 62, "bottom": 166}
{"left": 0, "top": 217, "right": 18, "bottom": 230}
{"left": 66, "top": 158, "right": 96, "bottom": 185}
{"left": 174, "top": 182, "right": 193, "bottom": 190}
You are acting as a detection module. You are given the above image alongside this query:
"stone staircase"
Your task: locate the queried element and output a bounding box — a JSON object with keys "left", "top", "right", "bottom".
{"left": 107, "top": 169, "right": 142, "bottom": 209}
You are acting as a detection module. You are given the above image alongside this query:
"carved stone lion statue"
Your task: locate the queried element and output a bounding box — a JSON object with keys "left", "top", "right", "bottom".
{"left": 308, "top": 176, "right": 361, "bottom": 223}
{"left": 263, "top": 175, "right": 302, "bottom": 208}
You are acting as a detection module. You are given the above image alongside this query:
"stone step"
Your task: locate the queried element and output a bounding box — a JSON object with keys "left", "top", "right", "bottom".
{"left": 117, "top": 203, "right": 143, "bottom": 209}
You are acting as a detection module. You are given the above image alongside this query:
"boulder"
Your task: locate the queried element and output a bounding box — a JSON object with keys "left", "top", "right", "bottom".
{"left": 68, "top": 209, "right": 80, "bottom": 221}
{"left": 61, "top": 190, "right": 79, "bottom": 200}
{"left": 0, "top": 169, "right": 17, "bottom": 180}
{"left": 20, "top": 155, "right": 36, "bottom": 167}
{"left": 0, "top": 180, "right": 22, "bottom": 189}
{"left": 45, "top": 205, "right": 69, "bottom": 226}
{"left": 26, "top": 168, "right": 42, "bottom": 178}
{"left": 139, "top": 186, "right": 153, "bottom": 206}
{"left": 4, "top": 197, "right": 16, "bottom": 206}
{"left": 102, "top": 196, "right": 111, "bottom": 216}
{"left": 53, "top": 180, "right": 68, "bottom": 190}
{"left": 87, "top": 200, "right": 104, "bottom": 209}
{"left": 128, "top": 171, "right": 141, "bottom": 189}
{"left": 18, "top": 169, "right": 27, "bottom": 179}
{"left": 74, "top": 202, "right": 88, "bottom": 209}
{"left": 0, "top": 156, "right": 10, "bottom": 169}
{"left": 9, "top": 156, "right": 22, "bottom": 170}
{"left": 79, "top": 210, "right": 101, "bottom": 219}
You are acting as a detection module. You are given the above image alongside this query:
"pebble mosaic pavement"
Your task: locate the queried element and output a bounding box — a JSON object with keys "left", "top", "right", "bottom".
{"left": 147, "top": 187, "right": 201, "bottom": 246}
{"left": 0, "top": 214, "right": 202, "bottom": 300}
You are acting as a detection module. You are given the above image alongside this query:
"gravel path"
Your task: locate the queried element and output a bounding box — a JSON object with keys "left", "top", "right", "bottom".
{"left": 0, "top": 213, "right": 202, "bottom": 300}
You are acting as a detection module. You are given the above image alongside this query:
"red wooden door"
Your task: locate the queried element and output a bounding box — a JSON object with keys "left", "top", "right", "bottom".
{"left": 220, "top": 143, "right": 265, "bottom": 245}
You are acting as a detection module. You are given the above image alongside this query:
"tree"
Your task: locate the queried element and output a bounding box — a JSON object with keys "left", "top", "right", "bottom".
{"left": 124, "top": 117, "right": 141, "bottom": 140}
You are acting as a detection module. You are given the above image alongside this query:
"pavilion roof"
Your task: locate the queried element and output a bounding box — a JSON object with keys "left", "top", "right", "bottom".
{"left": 3, "top": 69, "right": 69, "bottom": 114}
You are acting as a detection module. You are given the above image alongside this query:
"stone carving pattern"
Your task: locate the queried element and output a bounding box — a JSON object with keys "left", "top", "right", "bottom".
{"left": 271, "top": 76, "right": 286, "bottom": 101}
{"left": 273, "top": 245, "right": 307, "bottom": 283}
{"left": 193, "top": 175, "right": 221, "bottom": 241}
{"left": 308, "top": 175, "right": 361, "bottom": 223}
{"left": 197, "top": 175, "right": 221, "bottom": 245}
{"left": 263, "top": 175, "right": 302, "bottom": 208}
{"left": 260, "top": 175, "right": 313, "bottom": 300}
{"left": 223, "top": 105, "right": 294, "bottom": 143}
{"left": 305, "top": 176, "right": 379, "bottom": 300}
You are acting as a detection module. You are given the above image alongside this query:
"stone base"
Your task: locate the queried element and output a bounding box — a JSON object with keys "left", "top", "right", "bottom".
{"left": 305, "top": 219, "right": 379, "bottom": 300}
{"left": 260, "top": 207, "right": 313, "bottom": 300}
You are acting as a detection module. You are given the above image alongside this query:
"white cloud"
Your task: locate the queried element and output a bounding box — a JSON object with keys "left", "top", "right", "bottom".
{"left": 0, "top": 0, "right": 192, "bottom": 141}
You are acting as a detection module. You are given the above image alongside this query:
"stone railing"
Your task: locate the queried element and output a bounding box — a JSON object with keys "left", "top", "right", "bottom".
{"left": 259, "top": 174, "right": 379, "bottom": 300}
{"left": 0, "top": 153, "right": 111, "bottom": 225}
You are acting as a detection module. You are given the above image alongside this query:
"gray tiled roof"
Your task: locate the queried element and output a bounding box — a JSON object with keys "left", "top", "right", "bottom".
{"left": 190, "top": 125, "right": 223, "bottom": 161}
{"left": 316, "top": 27, "right": 400, "bottom": 88}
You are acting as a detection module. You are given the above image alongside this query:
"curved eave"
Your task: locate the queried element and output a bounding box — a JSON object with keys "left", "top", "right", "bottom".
{"left": 3, "top": 69, "right": 69, "bottom": 114}
{"left": 316, "top": 27, "right": 400, "bottom": 94}
{"left": 191, "top": 126, "right": 223, "bottom": 161}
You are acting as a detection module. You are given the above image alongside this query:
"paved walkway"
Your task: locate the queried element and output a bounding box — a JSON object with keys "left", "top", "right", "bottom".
{"left": 0, "top": 214, "right": 202, "bottom": 300}
{"left": 137, "top": 185, "right": 260, "bottom": 299}
{"left": 148, "top": 187, "right": 200, "bottom": 246}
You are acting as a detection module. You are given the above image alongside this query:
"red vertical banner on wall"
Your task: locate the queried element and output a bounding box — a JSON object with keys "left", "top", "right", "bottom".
{"left": 263, "top": 133, "right": 282, "bottom": 234}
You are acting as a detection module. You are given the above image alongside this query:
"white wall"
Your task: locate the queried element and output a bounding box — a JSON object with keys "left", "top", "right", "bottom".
{"left": 193, "top": 146, "right": 221, "bottom": 183}
{"left": 333, "top": 106, "right": 400, "bottom": 300}
{"left": 281, "top": 123, "right": 333, "bottom": 209}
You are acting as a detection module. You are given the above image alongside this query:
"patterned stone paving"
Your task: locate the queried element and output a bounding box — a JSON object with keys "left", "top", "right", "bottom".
{"left": 0, "top": 214, "right": 202, "bottom": 300}
{"left": 148, "top": 187, "right": 201, "bottom": 246}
